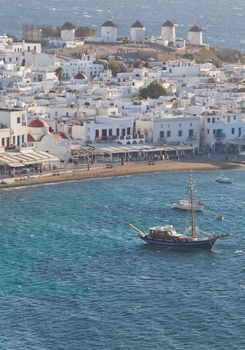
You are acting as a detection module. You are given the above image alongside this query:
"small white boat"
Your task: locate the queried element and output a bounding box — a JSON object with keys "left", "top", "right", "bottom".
{"left": 172, "top": 174, "right": 204, "bottom": 212}
{"left": 216, "top": 175, "right": 232, "bottom": 184}
{"left": 172, "top": 199, "right": 204, "bottom": 212}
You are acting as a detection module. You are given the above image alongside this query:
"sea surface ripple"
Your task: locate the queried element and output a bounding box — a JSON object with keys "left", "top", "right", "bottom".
{"left": 0, "top": 170, "right": 244, "bottom": 349}
{"left": 2, "top": 0, "right": 245, "bottom": 50}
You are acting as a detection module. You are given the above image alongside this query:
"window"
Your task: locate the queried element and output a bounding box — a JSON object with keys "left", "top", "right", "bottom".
{"left": 167, "top": 131, "right": 171, "bottom": 137}
{"left": 109, "top": 129, "right": 113, "bottom": 136}
{"left": 189, "top": 129, "right": 194, "bottom": 137}
{"left": 13, "top": 136, "right": 16, "bottom": 144}
{"left": 160, "top": 131, "right": 164, "bottom": 139}
{"left": 22, "top": 135, "right": 25, "bottom": 144}
{"left": 207, "top": 129, "right": 210, "bottom": 134}
{"left": 17, "top": 117, "right": 21, "bottom": 123}
{"left": 178, "top": 130, "right": 182, "bottom": 137}
{"left": 95, "top": 130, "right": 99, "bottom": 138}
{"left": 127, "top": 127, "right": 130, "bottom": 135}
{"left": 212, "top": 118, "right": 215, "bottom": 123}
{"left": 116, "top": 128, "right": 120, "bottom": 136}
{"left": 207, "top": 118, "right": 210, "bottom": 123}
{"left": 2, "top": 138, "right": 5, "bottom": 146}
{"left": 231, "top": 128, "right": 235, "bottom": 135}
{"left": 17, "top": 135, "right": 20, "bottom": 146}
{"left": 22, "top": 115, "right": 26, "bottom": 126}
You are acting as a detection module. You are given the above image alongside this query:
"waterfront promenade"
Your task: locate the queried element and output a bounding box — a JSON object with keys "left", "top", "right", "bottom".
{"left": 1, "top": 157, "right": 244, "bottom": 189}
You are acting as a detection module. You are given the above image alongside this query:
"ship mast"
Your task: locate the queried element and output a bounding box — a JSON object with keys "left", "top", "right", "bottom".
{"left": 189, "top": 172, "right": 195, "bottom": 237}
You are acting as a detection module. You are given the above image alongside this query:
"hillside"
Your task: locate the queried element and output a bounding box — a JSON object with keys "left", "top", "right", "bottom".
{"left": 179, "top": 46, "right": 245, "bottom": 66}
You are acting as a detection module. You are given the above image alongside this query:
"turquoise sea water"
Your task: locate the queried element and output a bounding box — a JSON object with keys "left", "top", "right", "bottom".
{"left": 0, "top": 170, "right": 244, "bottom": 349}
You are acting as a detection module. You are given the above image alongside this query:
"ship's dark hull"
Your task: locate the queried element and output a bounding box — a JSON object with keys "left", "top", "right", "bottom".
{"left": 141, "top": 236, "right": 217, "bottom": 250}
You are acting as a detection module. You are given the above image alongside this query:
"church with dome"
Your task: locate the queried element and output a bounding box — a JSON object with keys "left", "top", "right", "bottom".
{"left": 28, "top": 118, "right": 71, "bottom": 161}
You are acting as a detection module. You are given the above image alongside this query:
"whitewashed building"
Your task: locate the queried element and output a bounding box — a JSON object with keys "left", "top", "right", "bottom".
{"left": 200, "top": 112, "right": 245, "bottom": 150}
{"left": 24, "top": 52, "right": 56, "bottom": 68}
{"left": 161, "top": 21, "right": 176, "bottom": 46}
{"left": 101, "top": 21, "right": 118, "bottom": 42}
{"left": 62, "top": 54, "right": 104, "bottom": 79}
{"left": 188, "top": 25, "right": 203, "bottom": 46}
{"left": 83, "top": 116, "right": 136, "bottom": 144}
{"left": 130, "top": 21, "right": 145, "bottom": 43}
{"left": 163, "top": 60, "right": 200, "bottom": 77}
{"left": 136, "top": 114, "right": 200, "bottom": 148}
{"left": 35, "top": 132, "right": 71, "bottom": 161}
{"left": 0, "top": 108, "right": 27, "bottom": 148}
{"left": 0, "top": 35, "right": 41, "bottom": 66}
{"left": 61, "top": 22, "right": 76, "bottom": 42}
{"left": 58, "top": 115, "right": 145, "bottom": 145}
{"left": 12, "top": 41, "right": 41, "bottom": 54}
{"left": 0, "top": 35, "right": 41, "bottom": 54}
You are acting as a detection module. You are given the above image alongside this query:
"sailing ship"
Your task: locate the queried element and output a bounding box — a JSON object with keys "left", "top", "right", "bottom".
{"left": 130, "top": 173, "right": 229, "bottom": 250}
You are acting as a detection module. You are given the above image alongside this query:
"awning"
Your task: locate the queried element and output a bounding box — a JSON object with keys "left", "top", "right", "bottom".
{"left": 71, "top": 143, "right": 196, "bottom": 157}
{"left": 0, "top": 154, "right": 25, "bottom": 167}
{"left": 0, "top": 150, "right": 59, "bottom": 168}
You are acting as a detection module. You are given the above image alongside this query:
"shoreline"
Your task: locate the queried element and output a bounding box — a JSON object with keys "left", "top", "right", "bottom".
{"left": 1, "top": 159, "right": 244, "bottom": 189}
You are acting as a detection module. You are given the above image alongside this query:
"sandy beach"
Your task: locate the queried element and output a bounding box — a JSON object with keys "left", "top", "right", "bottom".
{"left": 1, "top": 159, "right": 244, "bottom": 189}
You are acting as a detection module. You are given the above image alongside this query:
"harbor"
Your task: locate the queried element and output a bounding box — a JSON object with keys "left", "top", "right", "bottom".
{"left": 0, "top": 156, "right": 244, "bottom": 188}
{"left": 0, "top": 169, "right": 244, "bottom": 349}
{"left": 0, "top": 0, "right": 244, "bottom": 349}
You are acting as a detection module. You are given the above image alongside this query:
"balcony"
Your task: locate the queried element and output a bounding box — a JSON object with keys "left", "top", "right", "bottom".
{"left": 214, "top": 133, "right": 226, "bottom": 141}
{"left": 187, "top": 136, "right": 198, "bottom": 141}
{"left": 116, "top": 134, "right": 145, "bottom": 145}
{"left": 95, "top": 136, "right": 117, "bottom": 143}
{"left": 95, "top": 134, "right": 145, "bottom": 145}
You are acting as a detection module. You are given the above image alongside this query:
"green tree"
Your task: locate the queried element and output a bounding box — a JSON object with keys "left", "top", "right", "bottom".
{"left": 106, "top": 60, "right": 126, "bottom": 77}
{"left": 139, "top": 81, "right": 166, "bottom": 99}
{"left": 55, "top": 67, "right": 64, "bottom": 84}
